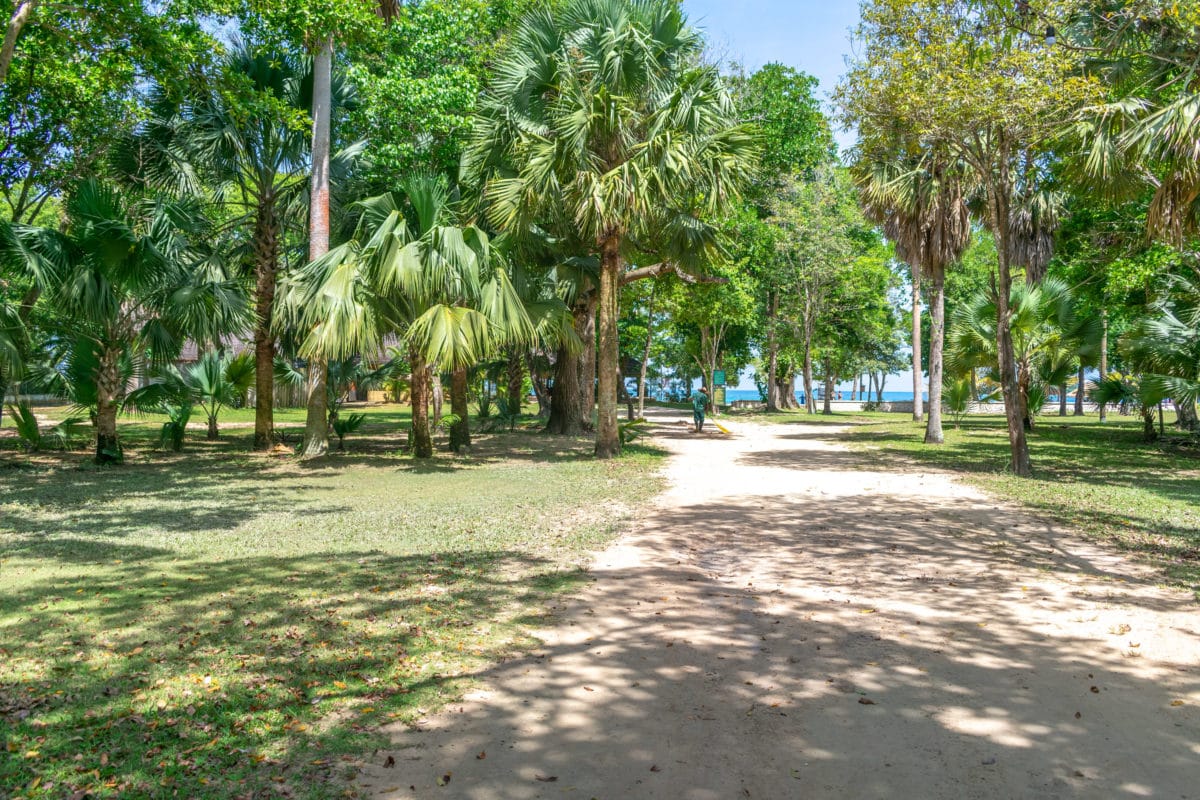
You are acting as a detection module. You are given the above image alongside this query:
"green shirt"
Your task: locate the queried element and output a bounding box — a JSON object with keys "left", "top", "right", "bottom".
{"left": 691, "top": 390, "right": 708, "bottom": 413}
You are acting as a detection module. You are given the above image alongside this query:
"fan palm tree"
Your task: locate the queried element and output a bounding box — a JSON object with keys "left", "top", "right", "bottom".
{"left": 463, "top": 0, "right": 758, "bottom": 457}
{"left": 288, "top": 173, "right": 532, "bottom": 458}
{"left": 124, "top": 45, "right": 359, "bottom": 451}
{"left": 948, "top": 276, "right": 1099, "bottom": 432}
{"left": 855, "top": 151, "right": 971, "bottom": 444}
{"left": 23, "top": 181, "right": 247, "bottom": 462}
{"left": 1123, "top": 268, "right": 1200, "bottom": 428}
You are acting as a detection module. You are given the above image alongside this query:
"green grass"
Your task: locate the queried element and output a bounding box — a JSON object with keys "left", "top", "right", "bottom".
{"left": 827, "top": 410, "right": 1200, "bottom": 596}
{"left": 0, "top": 406, "right": 666, "bottom": 799}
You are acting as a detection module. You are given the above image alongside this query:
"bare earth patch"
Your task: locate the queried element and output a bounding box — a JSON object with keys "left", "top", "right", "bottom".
{"left": 358, "top": 411, "right": 1199, "bottom": 800}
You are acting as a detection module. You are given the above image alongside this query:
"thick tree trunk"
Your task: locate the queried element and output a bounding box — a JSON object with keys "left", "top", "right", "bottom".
{"left": 822, "top": 371, "right": 834, "bottom": 415}
{"left": 595, "top": 236, "right": 621, "bottom": 458}
{"left": 207, "top": 414, "right": 219, "bottom": 440}
{"left": 409, "top": 348, "right": 433, "bottom": 458}
{"left": 546, "top": 298, "right": 592, "bottom": 435}
{"left": 1073, "top": 364, "right": 1086, "bottom": 416}
{"left": 449, "top": 365, "right": 470, "bottom": 452}
{"left": 94, "top": 348, "right": 122, "bottom": 464}
{"left": 1098, "top": 310, "right": 1109, "bottom": 423}
{"left": 1059, "top": 384, "right": 1068, "bottom": 416}
{"left": 911, "top": 271, "right": 924, "bottom": 422}
{"left": 252, "top": 196, "right": 280, "bottom": 450}
{"left": 925, "top": 267, "right": 946, "bottom": 444}
{"left": 506, "top": 349, "right": 523, "bottom": 415}
{"left": 301, "top": 37, "right": 334, "bottom": 460}
{"left": 1177, "top": 398, "right": 1198, "bottom": 431}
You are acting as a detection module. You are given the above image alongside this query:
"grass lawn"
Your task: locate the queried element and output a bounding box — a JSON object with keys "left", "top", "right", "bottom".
{"left": 0, "top": 406, "right": 666, "bottom": 799}
{"left": 813, "top": 410, "right": 1200, "bottom": 596}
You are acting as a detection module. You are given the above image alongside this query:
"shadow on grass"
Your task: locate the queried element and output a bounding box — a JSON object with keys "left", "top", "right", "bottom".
{"left": 0, "top": 548, "right": 588, "bottom": 799}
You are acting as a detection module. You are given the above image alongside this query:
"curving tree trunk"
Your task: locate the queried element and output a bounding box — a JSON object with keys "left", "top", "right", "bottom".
{"left": 924, "top": 266, "right": 946, "bottom": 444}
{"left": 252, "top": 195, "right": 280, "bottom": 450}
{"left": 409, "top": 347, "right": 433, "bottom": 458}
{"left": 579, "top": 295, "right": 597, "bottom": 430}
{"left": 803, "top": 351, "right": 815, "bottom": 414}
{"left": 595, "top": 234, "right": 621, "bottom": 458}
{"left": 301, "top": 36, "right": 334, "bottom": 460}
{"left": 449, "top": 365, "right": 470, "bottom": 452}
{"left": 0, "top": 0, "right": 36, "bottom": 87}
{"left": 994, "top": 186, "right": 1032, "bottom": 477}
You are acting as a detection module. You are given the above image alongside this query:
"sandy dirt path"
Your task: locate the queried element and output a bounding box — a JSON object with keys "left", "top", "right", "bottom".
{"left": 358, "top": 413, "right": 1199, "bottom": 799}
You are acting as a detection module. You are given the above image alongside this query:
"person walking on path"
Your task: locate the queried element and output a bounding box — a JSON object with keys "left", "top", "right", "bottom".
{"left": 690, "top": 386, "right": 709, "bottom": 433}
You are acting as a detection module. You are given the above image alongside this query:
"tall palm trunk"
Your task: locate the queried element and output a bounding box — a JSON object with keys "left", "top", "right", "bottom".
{"left": 1098, "top": 309, "right": 1108, "bottom": 423}
{"left": 547, "top": 297, "right": 592, "bottom": 435}
{"left": 252, "top": 195, "right": 280, "bottom": 450}
{"left": 1058, "top": 383, "right": 1068, "bottom": 416}
{"left": 94, "top": 347, "right": 122, "bottom": 464}
{"left": 595, "top": 235, "right": 621, "bottom": 458}
{"left": 924, "top": 266, "right": 946, "bottom": 444}
{"left": 301, "top": 36, "right": 333, "bottom": 460}
{"left": 1073, "top": 364, "right": 1085, "bottom": 415}
{"left": 449, "top": 365, "right": 470, "bottom": 452}
{"left": 911, "top": 270, "right": 924, "bottom": 422}
{"left": 409, "top": 348, "right": 433, "bottom": 458}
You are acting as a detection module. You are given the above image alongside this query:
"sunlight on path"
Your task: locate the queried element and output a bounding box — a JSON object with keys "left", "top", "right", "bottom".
{"left": 358, "top": 411, "right": 1199, "bottom": 800}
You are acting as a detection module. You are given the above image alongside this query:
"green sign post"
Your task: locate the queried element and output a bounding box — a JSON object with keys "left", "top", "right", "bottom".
{"left": 713, "top": 369, "right": 726, "bottom": 386}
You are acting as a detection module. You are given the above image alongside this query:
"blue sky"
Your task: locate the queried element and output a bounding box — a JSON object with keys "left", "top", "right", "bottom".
{"left": 678, "top": 1, "right": 922, "bottom": 394}
{"left": 681, "top": 0, "right": 862, "bottom": 153}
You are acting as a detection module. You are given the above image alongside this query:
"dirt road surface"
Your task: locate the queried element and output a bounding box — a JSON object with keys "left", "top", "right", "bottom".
{"left": 357, "top": 413, "right": 1199, "bottom": 799}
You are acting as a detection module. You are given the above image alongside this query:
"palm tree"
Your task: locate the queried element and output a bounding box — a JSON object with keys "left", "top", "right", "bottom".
{"left": 855, "top": 152, "right": 971, "bottom": 444}
{"left": 289, "top": 173, "right": 532, "bottom": 458}
{"left": 25, "top": 181, "right": 247, "bottom": 462}
{"left": 1090, "top": 373, "right": 1159, "bottom": 442}
{"left": 125, "top": 45, "right": 356, "bottom": 452}
{"left": 463, "top": 0, "right": 758, "bottom": 457}
{"left": 1123, "top": 269, "right": 1200, "bottom": 429}
{"left": 948, "top": 277, "right": 1099, "bottom": 432}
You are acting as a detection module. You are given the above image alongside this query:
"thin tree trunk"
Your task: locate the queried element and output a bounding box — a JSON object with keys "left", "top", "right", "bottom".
{"left": 0, "top": 0, "right": 36, "bottom": 87}
{"left": 925, "top": 266, "right": 946, "bottom": 444}
{"left": 1098, "top": 309, "right": 1109, "bottom": 423}
{"left": 971, "top": 369, "right": 979, "bottom": 402}
{"left": 1059, "top": 383, "right": 1068, "bottom": 416}
{"left": 1073, "top": 364, "right": 1086, "bottom": 416}
{"left": 409, "top": 348, "right": 433, "bottom": 458}
{"left": 876, "top": 371, "right": 886, "bottom": 404}
{"left": 803, "top": 350, "right": 815, "bottom": 414}
{"left": 911, "top": 270, "right": 924, "bottom": 422}
{"left": 822, "top": 370, "right": 834, "bottom": 415}
{"left": 449, "top": 365, "right": 470, "bottom": 452}
{"left": 766, "top": 291, "right": 780, "bottom": 412}
{"left": 301, "top": 36, "right": 333, "bottom": 460}
{"left": 431, "top": 370, "right": 443, "bottom": 428}
{"left": 207, "top": 413, "right": 219, "bottom": 440}
{"left": 595, "top": 235, "right": 621, "bottom": 458}
{"left": 252, "top": 196, "right": 279, "bottom": 450}
{"left": 637, "top": 287, "right": 656, "bottom": 419}
{"left": 94, "top": 348, "right": 122, "bottom": 464}
{"left": 993, "top": 186, "right": 1032, "bottom": 477}
{"left": 527, "top": 354, "right": 551, "bottom": 417}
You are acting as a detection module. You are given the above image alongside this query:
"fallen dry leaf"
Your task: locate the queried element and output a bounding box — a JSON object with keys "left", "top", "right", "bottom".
{"left": 650, "top": 764, "right": 661, "bottom": 772}
{"left": 383, "top": 756, "right": 395, "bottom": 768}
{"left": 436, "top": 773, "right": 451, "bottom": 786}
{"left": 1170, "top": 700, "right": 1185, "bottom": 707}
{"left": 535, "top": 774, "right": 558, "bottom": 782}
{"left": 858, "top": 698, "right": 876, "bottom": 705}
{"left": 476, "top": 751, "right": 486, "bottom": 760}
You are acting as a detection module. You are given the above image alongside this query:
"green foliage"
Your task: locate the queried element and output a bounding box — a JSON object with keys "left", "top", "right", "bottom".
{"left": 618, "top": 417, "right": 648, "bottom": 445}
{"left": 943, "top": 376, "right": 974, "bottom": 429}
{"left": 729, "top": 62, "right": 834, "bottom": 182}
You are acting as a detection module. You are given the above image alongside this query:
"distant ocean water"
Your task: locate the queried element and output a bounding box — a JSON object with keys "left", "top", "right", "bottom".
{"left": 721, "top": 389, "right": 928, "bottom": 402}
